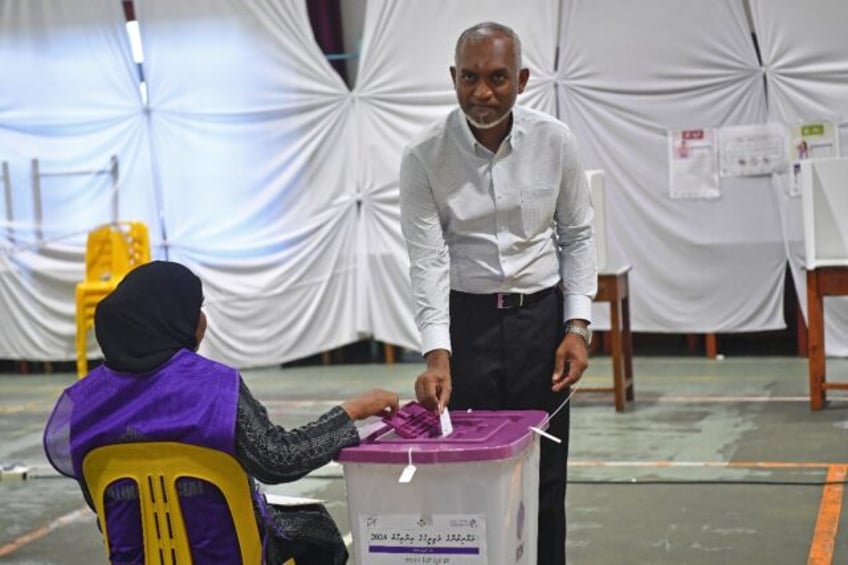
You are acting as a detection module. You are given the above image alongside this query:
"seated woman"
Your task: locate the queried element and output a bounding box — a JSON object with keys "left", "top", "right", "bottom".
{"left": 43, "top": 260, "right": 399, "bottom": 564}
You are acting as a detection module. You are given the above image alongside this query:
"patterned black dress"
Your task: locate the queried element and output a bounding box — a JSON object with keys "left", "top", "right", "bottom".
{"left": 235, "top": 378, "right": 359, "bottom": 565}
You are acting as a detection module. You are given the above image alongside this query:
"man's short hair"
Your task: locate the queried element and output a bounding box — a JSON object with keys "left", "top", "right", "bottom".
{"left": 455, "top": 21, "right": 523, "bottom": 69}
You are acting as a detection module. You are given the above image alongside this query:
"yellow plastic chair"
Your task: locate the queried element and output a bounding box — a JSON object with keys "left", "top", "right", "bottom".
{"left": 82, "top": 442, "right": 264, "bottom": 565}
{"left": 75, "top": 221, "right": 150, "bottom": 377}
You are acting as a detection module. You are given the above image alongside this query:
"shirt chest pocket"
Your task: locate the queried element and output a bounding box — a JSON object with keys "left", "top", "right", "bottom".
{"left": 520, "top": 186, "right": 558, "bottom": 235}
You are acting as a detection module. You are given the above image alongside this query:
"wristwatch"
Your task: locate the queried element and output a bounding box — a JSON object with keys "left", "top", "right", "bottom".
{"left": 564, "top": 324, "right": 593, "bottom": 347}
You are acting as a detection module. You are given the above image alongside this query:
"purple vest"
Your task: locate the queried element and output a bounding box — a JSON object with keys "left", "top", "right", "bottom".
{"left": 51, "top": 349, "right": 245, "bottom": 564}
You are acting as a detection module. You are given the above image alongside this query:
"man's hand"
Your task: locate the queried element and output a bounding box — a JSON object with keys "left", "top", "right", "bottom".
{"left": 552, "top": 321, "right": 590, "bottom": 392}
{"left": 341, "top": 389, "right": 400, "bottom": 421}
{"left": 414, "top": 349, "right": 452, "bottom": 413}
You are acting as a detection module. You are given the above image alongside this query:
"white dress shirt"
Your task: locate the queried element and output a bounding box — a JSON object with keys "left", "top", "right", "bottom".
{"left": 399, "top": 105, "right": 597, "bottom": 355}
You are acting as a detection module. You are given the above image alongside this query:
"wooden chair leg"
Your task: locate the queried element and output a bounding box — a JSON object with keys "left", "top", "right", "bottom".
{"left": 622, "top": 294, "right": 634, "bottom": 401}
{"left": 609, "top": 300, "right": 626, "bottom": 412}
{"left": 806, "top": 270, "right": 826, "bottom": 410}
{"left": 705, "top": 333, "right": 718, "bottom": 358}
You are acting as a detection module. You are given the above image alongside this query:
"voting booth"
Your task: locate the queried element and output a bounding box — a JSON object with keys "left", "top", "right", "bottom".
{"left": 337, "top": 409, "right": 546, "bottom": 564}
{"left": 800, "top": 158, "right": 848, "bottom": 270}
{"left": 800, "top": 157, "right": 848, "bottom": 409}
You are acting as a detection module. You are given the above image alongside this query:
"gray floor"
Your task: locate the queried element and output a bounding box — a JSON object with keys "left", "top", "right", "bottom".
{"left": 1, "top": 355, "right": 847, "bottom": 564}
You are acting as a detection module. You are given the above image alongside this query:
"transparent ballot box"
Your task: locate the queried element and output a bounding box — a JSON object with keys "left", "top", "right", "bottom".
{"left": 337, "top": 406, "right": 547, "bottom": 564}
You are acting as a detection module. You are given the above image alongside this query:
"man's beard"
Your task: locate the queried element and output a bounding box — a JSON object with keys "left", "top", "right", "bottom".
{"left": 464, "top": 108, "right": 511, "bottom": 130}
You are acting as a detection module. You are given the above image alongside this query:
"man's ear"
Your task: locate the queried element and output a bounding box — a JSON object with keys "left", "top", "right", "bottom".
{"left": 450, "top": 66, "right": 457, "bottom": 87}
{"left": 517, "top": 67, "right": 530, "bottom": 94}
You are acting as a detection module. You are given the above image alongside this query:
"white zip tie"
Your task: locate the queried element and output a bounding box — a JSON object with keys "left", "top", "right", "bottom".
{"left": 532, "top": 382, "right": 581, "bottom": 443}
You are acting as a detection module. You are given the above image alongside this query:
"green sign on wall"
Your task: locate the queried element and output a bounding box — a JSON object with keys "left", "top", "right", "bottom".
{"left": 801, "top": 124, "right": 825, "bottom": 137}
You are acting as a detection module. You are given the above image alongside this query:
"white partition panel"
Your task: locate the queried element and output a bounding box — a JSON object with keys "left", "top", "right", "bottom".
{"left": 800, "top": 158, "right": 848, "bottom": 270}
{"left": 585, "top": 170, "right": 607, "bottom": 273}
{"left": 751, "top": 0, "right": 848, "bottom": 355}
{"left": 354, "top": 0, "right": 559, "bottom": 351}
{"left": 558, "top": 0, "right": 785, "bottom": 333}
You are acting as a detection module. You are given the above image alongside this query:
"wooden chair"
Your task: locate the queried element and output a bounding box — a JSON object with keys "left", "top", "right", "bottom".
{"left": 75, "top": 221, "right": 150, "bottom": 377}
{"left": 582, "top": 266, "right": 635, "bottom": 411}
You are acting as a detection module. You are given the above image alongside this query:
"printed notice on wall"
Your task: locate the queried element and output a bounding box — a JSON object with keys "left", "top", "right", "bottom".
{"left": 668, "top": 128, "right": 720, "bottom": 199}
{"left": 790, "top": 121, "right": 839, "bottom": 161}
{"left": 787, "top": 121, "right": 841, "bottom": 196}
{"left": 358, "top": 514, "right": 486, "bottom": 564}
{"left": 718, "top": 124, "right": 788, "bottom": 177}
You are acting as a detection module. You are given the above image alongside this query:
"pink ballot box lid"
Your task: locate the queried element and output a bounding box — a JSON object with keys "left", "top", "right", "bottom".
{"left": 336, "top": 409, "right": 548, "bottom": 465}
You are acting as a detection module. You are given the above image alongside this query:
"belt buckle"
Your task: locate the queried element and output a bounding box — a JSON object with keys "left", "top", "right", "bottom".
{"left": 496, "top": 293, "right": 524, "bottom": 309}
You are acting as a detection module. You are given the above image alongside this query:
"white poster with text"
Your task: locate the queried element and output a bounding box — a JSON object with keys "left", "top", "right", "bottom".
{"left": 719, "top": 123, "right": 788, "bottom": 177}
{"left": 668, "top": 128, "right": 720, "bottom": 199}
{"left": 788, "top": 121, "right": 841, "bottom": 196}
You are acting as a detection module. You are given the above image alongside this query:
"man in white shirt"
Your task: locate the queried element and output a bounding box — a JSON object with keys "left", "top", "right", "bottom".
{"left": 399, "top": 21, "right": 597, "bottom": 565}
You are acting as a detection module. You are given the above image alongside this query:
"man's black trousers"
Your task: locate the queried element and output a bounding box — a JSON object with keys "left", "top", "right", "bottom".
{"left": 449, "top": 287, "right": 569, "bottom": 565}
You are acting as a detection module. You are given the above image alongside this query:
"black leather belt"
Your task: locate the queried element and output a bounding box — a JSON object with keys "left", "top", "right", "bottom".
{"left": 451, "top": 287, "right": 556, "bottom": 310}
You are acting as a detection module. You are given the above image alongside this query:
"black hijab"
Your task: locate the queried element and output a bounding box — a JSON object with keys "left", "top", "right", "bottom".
{"left": 94, "top": 261, "right": 203, "bottom": 373}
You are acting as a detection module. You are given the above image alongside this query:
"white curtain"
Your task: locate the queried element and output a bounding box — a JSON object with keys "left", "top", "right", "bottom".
{"left": 558, "top": 0, "right": 786, "bottom": 333}
{"left": 2, "top": 0, "right": 845, "bottom": 365}
{"left": 750, "top": 0, "right": 848, "bottom": 356}
{"left": 135, "top": 0, "right": 359, "bottom": 367}
{"left": 0, "top": 0, "right": 154, "bottom": 359}
{"left": 354, "top": 0, "right": 560, "bottom": 351}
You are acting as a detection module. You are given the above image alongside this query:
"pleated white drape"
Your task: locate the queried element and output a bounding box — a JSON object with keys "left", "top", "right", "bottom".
{"left": 1, "top": 0, "right": 846, "bottom": 366}
{"left": 558, "top": 0, "right": 785, "bottom": 333}
{"left": 0, "top": 0, "right": 155, "bottom": 360}
{"left": 750, "top": 0, "right": 848, "bottom": 355}
{"left": 135, "top": 0, "right": 358, "bottom": 366}
{"left": 353, "top": 0, "right": 559, "bottom": 350}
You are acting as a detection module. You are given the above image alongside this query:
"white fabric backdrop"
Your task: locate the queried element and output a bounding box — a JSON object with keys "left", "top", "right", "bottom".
{"left": 354, "top": 0, "right": 560, "bottom": 351}
{"left": 0, "top": 0, "right": 155, "bottom": 359}
{"left": 558, "top": 0, "right": 786, "bottom": 333}
{"left": 1, "top": 0, "right": 846, "bottom": 366}
{"left": 136, "top": 0, "right": 359, "bottom": 366}
{"left": 750, "top": 0, "right": 848, "bottom": 356}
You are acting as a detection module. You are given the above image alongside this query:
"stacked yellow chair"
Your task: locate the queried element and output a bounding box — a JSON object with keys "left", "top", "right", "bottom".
{"left": 75, "top": 221, "right": 150, "bottom": 378}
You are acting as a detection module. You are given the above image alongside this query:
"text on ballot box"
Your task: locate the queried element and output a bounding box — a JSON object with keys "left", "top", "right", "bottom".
{"left": 336, "top": 409, "right": 547, "bottom": 565}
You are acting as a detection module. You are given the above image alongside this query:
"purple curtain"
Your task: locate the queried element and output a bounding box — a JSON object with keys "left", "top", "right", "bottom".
{"left": 306, "top": 0, "right": 348, "bottom": 84}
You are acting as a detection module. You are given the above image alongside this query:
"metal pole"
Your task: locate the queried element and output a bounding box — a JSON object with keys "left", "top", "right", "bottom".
{"left": 31, "top": 158, "right": 43, "bottom": 243}
{"left": 2, "top": 162, "right": 12, "bottom": 244}
{"left": 110, "top": 154, "right": 119, "bottom": 224}
{"left": 3, "top": 161, "right": 15, "bottom": 244}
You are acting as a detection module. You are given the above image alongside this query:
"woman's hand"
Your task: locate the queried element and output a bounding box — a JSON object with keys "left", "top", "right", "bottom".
{"left": 341, "top": 389, "right": 400, "bottom": 420}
